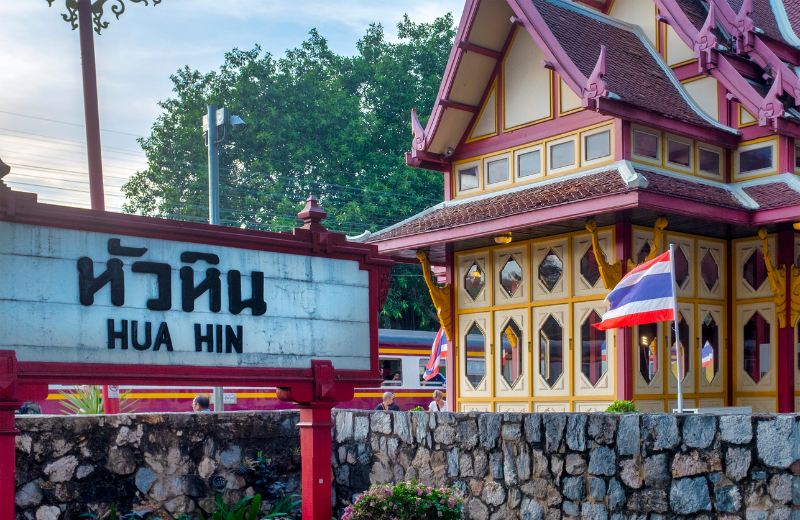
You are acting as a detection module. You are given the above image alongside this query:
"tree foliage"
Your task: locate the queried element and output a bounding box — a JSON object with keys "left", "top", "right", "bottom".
{"left": 122, "top": 15, "right": 456, "bottom": 331}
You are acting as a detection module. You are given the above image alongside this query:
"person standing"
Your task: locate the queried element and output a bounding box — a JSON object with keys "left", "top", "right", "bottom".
{"left": 192, "top": 394, "right": 211, "bottom": 412}
{"left": 375, "top": 392, "right": 400, "bottom": 411}
{"left": 428, "top": 390, "right": 446, "bottom": 412}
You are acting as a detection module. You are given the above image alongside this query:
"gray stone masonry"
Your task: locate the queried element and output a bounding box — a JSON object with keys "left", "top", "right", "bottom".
{"left": 16, "top": 411, "right": 800, "bottom": 520}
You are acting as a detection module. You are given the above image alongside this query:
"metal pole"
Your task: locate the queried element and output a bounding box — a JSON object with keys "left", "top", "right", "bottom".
{"left": 206, "top": 105, "right": 224, "bottom": 412}
{"left": 669, "top": 244, "right": 683, "bottom": 413}
{"left": 77, "top": 0, "right": 105, "bottom": 212}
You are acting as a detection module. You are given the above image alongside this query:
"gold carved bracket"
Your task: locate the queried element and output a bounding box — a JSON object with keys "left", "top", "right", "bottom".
{"left": 627, "top": 217, "right": 668, "bottom": 272}
{"left": 791, "top": 264, "right": 800, "bottom": 328}
{"left": 586, "top": 219, "right": 622, "bottom": 290}
{"left": 758, "top": 228, "right": 788, "bottom": 328}
{"left": 416, "top": 251, "right": 453, "bottom": 342}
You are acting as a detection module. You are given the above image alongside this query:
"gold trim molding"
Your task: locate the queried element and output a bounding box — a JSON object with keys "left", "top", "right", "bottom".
{"left": 417, "top": 251, "right": 453, "bottom": 342}
{"left": 586, "top": 219, "right": 622, "bottom": 290}
{"left": 758, "top": 228, "right": 788, "bottom": 328}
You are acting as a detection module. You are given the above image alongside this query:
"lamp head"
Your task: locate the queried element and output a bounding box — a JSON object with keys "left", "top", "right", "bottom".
{"left": 230, "top": 115, "right": 246, "bottom": 131}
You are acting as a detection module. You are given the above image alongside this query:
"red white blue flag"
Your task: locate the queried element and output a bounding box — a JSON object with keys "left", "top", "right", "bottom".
{"left": 701, "top": 341, "right": 714, "bottom": 368}
{"left": 424, "top": 327, "right": 447, "bottom": 380}
{"left": 594, "top": 251, "right": 676, "bottom": 330}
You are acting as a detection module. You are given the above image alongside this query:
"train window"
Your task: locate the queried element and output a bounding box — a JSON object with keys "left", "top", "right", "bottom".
{"left": 380, "top": 358, "right": 403, "bottom": 386}
{"left": 419, "top": 358, "right": 447, "bottom": 386}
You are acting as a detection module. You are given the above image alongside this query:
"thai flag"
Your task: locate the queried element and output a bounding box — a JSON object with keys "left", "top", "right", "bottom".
{"left": 595, "top": 251, "right": 676, "bottom": 330}
{"left": 701, "top": 341, "right": 714, "bottom": 368}
{"left": 424, "top": 328, "right": 447, "bottom": 380}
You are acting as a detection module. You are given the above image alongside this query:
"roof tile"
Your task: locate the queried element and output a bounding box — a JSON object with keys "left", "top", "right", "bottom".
{"left": 727, "top": 0, "right": 788, "bottom": 44}
{"left": 743, "top": 182, "right": 800, "bottom": 208}
{"left": 636, "top": 169, "right": 746, "bottom": 208}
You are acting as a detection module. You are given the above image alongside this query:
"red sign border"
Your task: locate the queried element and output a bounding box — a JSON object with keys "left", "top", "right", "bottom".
{"left": 0, "top": 188, "right": 393, "bottom": 393}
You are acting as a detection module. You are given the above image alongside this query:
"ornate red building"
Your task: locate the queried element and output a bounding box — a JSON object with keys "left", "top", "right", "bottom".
{"left": 360, "top": 0, "right": 800, "bottom": 413}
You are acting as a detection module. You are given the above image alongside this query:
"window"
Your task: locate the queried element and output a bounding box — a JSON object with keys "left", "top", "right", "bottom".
{"left": 700, "top": 250, "right": 719, "bottom": 291}
{"left": 670, "top": 313, "right": 690, "bottom": 382}
{"left": 486, "top": 158, "right": 508, "bottom": 184}
{"left": 419, "top": 358, "right": 446, "bottom": 386}
{"left": 584, "top": 131, "right": 610, "bottom": 162}
{"left": 517, "top": 149, "right": 542, "bottom": 178}
{"left": 580, "top": 245, "right": 602, "bottom": 287}
{"left": 698, "top": 146, "right": 721, "bottom": 176}
{"left": 380, "top": 358, "right": 403, "bottom": 386}
{"left": 465, "top": 323, "right": 486, "bottom": 388}
{"left": 500, "top": 320, "right": 523, "bottom": 387}
{"left": 638, "top": 322, "right": 658, "bottom": 384}
{"left": 581, "top": 311, "right": 607, "bottom": 386}
{"left": 701, "top": 313, "right": 719, "bottom": 383}
{"left": 499, "top": 257, "right": 522, "bottom": 297}
{"left": 743, "top": 312, "right": 770, "bottom": 383}
{"left": 539, "top": 315, "right": 563, "bottom": 388}
{"left": 633, "top": 130, "right": 659, "bottom": 159}
{"left": 743, "top": 248, "right": 767, "bottom": 291}
{"left": 464, "top": 263, "right": 485, "bottom": 301}
{"left": 550, "top": 141, "right": 575, "bottom": 170}
{"left": 739, "top": 146, "right": 772, "bottom": 173}
{"left": 458, "top": 166, "right": 479, "bottom": 191}
{"left": 667, "top": 138, "right": 691, "bottom": 168}
{"left": 538, "top": 249, "right": 563, "bottom": 293}
{"left": 674, "top": 246, "right": 690, "bottom": 289}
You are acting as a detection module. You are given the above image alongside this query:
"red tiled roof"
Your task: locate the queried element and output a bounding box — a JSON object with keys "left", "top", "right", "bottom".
{"left": 635, "top": 170, "right": 746, "bottom": 208}
{"left": 743, "top": 182, "right": 800, "bottom": 208}
{"left": 727, "top": 0, "right": 788, "bottom": 44}
{"left": 676, "top": 0, "right": 711, "bottom": 30}
{"left": 366, "top": 170, "right": 628, "bottom": 242}
{"left": 531, "top": 0, "right": 719, "bottom": 131}
{"left": 782, "top": 0, "right": 800, "bottom": 40}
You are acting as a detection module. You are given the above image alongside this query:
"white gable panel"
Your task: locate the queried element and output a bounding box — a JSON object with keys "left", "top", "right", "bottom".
{"left": 667, "top": 25, "right": 695, "bottom": 66}
{"left": 470, "top": 87, "right": 497, "bottom": 139}
{"left": 608, "top": 0, "right": 657, "bottom": 47}
{"left": 682, "top": 77, "right": 719, "bottom": 121}
{"left": 503, "top": 29, "right": 552, "bottom": 130}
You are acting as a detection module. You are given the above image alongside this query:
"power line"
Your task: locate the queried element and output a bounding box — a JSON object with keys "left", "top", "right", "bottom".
{"left": 0, "top": 111, "right": 146, "bottom": 138}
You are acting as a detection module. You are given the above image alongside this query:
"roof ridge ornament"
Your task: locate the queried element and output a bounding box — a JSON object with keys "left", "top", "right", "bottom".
{"left": 759, "top": 69, "right": 785, "bottom": 130}
{"left": 582, "top": 45, "right": 609, "bottom": 111}
{"left": 411, "top": 108, "right": 426, "bottom": 152}
{"left": 695, "top": 1, "right": 719, "bottom": 72}
{"left": 734, "top": 0, "right": 756, "bottom": 53}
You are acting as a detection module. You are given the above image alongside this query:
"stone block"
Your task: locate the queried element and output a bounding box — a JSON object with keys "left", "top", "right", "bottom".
{"left": 508, "top": 487, "right": 522, "bottom": 509}
{"left": 684, "top": 415, "right": 717, "bottom": 449}
{"left": 581, "top": 502, "right": 608, "bottom": 520}
{"left": 617, "top": 415, "right": 640, "bottom": 456}
{"left": 715, "top": 485, "right": 742, "bottom": 513}
{"left": 607, "top": 478, "right": 624, "bottom": 511}
{"left": 524, "top": 414, "right": 542, "bottom": 444}
{"left": 517, "top": 445, "right": 531, "bottom": 481}
{"left": 643, "top": 414, "right": 680, "bottom": 451}
{"left": 566, "top": 414, "right": 587, "bottom": 451}
{"left": 769, "top": 474, "right": 794, "bottom": 503}
{"left": 588, "top": 446, "right": 615, "bottom": 476}
{"left": 370, "top": 412, "right": 392, "bottom": 434}
{"left": 521, "top": 479, "right": 548, "bottom": 499}
{"left": 490, "top": 451, "right": 504, "bottom": 479}
{"left": 354, "top": 416, "right": 369, "bottom": 441}
{"left": 619, "top": 458, "right": 642, "bottom": 489}
{"left": 670, "top": 477, "right": 711, "bottom": 514}
{"left": 468, "top": 499, "right": 489, "bottom": 520}
{"left": 474, "top": 450, "right": 489, "bottom": 477}
{"left": 479, "top": 414, "right": 502, "bottom": 449}
{"left": 35, "top": 506, "right": 60, "bottom": 520}
{"left": 587, "top": 414, "right": 616, "bottom": 445}
{"left": 565, "top": 453, "right": 586, "bottom": 475}
{"left": 746, "top": 511, "right": 768, "bottom": 520}
{"left": 503, "top": 423, "right": 522, "bottom": 442}
{"left": 726, "top": 446, "right": 751, "bottom": 482}
{"left": 671, "top": 450, "right": 722, "bottom": 478}
{"left": 75, "top": 465, "right": 93, "bottom": 480}
{"left": 563, "top": 476, "right": 585, "bottom": 501}
{"left": 504, "top": 443, "right": 518, "bottom": 485}
{"left": 532, "top": 450, "right": 549, "bottom": 478}
{"left": 563, "top": 500, "right": 579, "bottom": 517}
{"left": 394, "top": 412, "right": 413, "bottom": 444}
{"left": 448, "top": 448, "right": 460, "bottom": 477}
{"left": 482, "top": 481, "right": 506, "bottom": 506}
{"left": 757, "top": 417, "right": 800, "bottom": 468}
{"left": 644, "top": 453, "right": 669, "bottom": 488}
{"left": 521, "top": 497, "right": 544, "bottom": 520}
{"left": 589, "top": 477, "right": 605, "bottom": 500}
{"left": 43, "top": 455, "right": 78, "bottom": 483}
{"left": 457, "top": 419, "right": 479, "bottom": 450}
{"left": 544, "top": 414, "right": 566, "bottom": 452}
{"left": 15, "top": 481, "right": 42, "bottom": 508}
{"left": 626, "top": 489, "right": 667, "bottom": 513}
{"left": 135, "top": 467, "right": 158, "bottom": 494}
{"left": 459, "top": 452, "right": 474, "bottom": 477}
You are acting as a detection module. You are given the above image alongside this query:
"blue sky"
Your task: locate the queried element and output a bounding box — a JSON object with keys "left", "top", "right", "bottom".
{"left": 0, "top": 0, "right": 461, "bottom": 211}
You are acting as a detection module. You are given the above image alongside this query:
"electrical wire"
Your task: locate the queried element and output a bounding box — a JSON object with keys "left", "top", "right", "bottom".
{"left": 0, "top": 111, "right": 146, "bottom": 138}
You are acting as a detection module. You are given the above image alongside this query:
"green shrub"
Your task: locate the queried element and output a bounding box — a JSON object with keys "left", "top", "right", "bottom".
{"left": 342, "top": 480, "right": 463, "bottom": 520}
{"left": 410, "top": 406, "right": 425, "bottom": 412}
{"left": 605, "top": 400, "right": 641, "bottom": 413}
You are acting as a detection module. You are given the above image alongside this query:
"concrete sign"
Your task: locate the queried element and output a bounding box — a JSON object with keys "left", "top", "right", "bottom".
{"left": 0, "top": 221, "right": 371, "bottom": 371}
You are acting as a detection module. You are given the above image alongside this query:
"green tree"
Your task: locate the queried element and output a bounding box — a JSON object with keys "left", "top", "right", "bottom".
{"left": 122, "top": 15, "right": 456, "bottom": 331}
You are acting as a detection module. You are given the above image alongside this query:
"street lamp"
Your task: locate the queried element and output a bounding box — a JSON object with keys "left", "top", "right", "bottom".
{"left": 202, "top": 106, "right": 246, "bottom": 226}
{"left": 202, "top": 106, "right": 245, "bottom": 412}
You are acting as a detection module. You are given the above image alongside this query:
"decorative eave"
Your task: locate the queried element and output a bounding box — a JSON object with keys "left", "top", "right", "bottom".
{"left": 656, "top": 0, "right": 800, "bottom": 138}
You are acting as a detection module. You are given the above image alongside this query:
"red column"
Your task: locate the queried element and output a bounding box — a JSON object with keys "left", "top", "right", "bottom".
{"left": 102, "top": 385, "right": 120, "bottom": 415}
{"left": 445, "top": 250, "right": 455, "bottom": 411}
{"left": 777, "top": 228, "right": 795, "bottom": 413}
{"left": 296, "top": 403, "right": 336, "bottom": 520}
{"left": 726, "top": 240, "right": 734, "bottom": 406}
{"left": 615, "top": 219, "right": 633, "bottom": 401}
{"left": 0, "top": 352, "right": 20, "bottom": 520}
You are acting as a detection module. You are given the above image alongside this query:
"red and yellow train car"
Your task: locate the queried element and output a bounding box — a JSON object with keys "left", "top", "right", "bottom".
{"left": 38, "top": 329, "right": 445, "bottom": 414}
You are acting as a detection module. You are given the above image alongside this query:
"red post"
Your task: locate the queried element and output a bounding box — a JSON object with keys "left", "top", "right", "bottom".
{"left": 615, "top": 218, "right": 633, "bottom": 401}
{"left": 445, "top": 250, "right": 455, "bottom": 411}
{"left": 296, "top": 403, "right": 336, "bottom": 520}
{"left": 777, "top": 228, "right": 795, "bottom": 413}
{"left": 0, "top": 351, "right": 20, "bottom": 520}
{"left": 77, "top": 0, "right": 105, "bottom": 212}
{"left": 102, "top": 384, "right": 120, "bottom": 415}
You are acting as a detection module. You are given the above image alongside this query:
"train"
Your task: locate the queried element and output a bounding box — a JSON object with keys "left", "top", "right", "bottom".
{"left": 36, "top": 329, "right": 445, "bottom": 414}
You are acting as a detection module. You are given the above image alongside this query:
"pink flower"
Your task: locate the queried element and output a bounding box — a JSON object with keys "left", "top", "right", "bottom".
{"left": 417, "top": 488, "right": 423, "bottom": 496}
{"left": 438, "top": 512, "right": 443, "bottom": 517}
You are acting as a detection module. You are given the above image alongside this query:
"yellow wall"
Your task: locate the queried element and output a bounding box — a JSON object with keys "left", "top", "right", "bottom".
{"left": 608, "top": 0, "right": 657, "bottom": 47}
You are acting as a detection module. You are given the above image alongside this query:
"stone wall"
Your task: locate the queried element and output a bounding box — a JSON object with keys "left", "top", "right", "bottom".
{"left": 15, "top": 410, "right": 800, "bottom": 519}
{"left": 15, "top": 411, "right": 302, "bottom": 520}
{"left": 331, "top": 411, "right": 800, "bottom": 520}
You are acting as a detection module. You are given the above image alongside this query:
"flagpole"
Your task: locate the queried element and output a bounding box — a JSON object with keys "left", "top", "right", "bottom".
{"left": 669, "top": 243, "right": 683, "bottom": 413}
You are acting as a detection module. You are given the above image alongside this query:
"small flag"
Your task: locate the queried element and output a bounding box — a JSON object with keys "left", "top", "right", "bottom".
{"left": 594, "top": 251, "right": 676, "bottom": 330}
{"left": 601, "top": 341, "right": 607, "bottom": 362}
{"left": 701, "top": 341, "right": 714, "bottom": 368}
{"left": 424, "top": 328, "right": 447, "bottom": 381}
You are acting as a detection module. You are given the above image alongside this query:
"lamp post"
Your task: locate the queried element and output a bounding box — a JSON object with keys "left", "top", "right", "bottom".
{"left": 47, "top": 0, "right": 162, "bottom": 415}
{"left": 202, "top": 105, "right": 246, "bottom": 411}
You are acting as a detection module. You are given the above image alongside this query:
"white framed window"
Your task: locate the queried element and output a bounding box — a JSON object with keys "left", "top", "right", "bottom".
{"left": 735, "top": 139, "right": 778, "bottom": 179}
{"left": 483, "top": 152, "right": 512, "bottom": 188}
{"left": 665, "top": 133, "right": 694, "bottom": 173}
{"left": 546, "top": 135, "right": 578, "bottom": 176}
{"left": 455, "top": 160, "right": 481, "bottom": 195}
{"left": 631, "top": 125, "right": 662, "bottom": 166}
{"left": 697, "top": 143, "right": 724, "bottom": 179}
{"left": 581, "top": 126, "right": 613, "bottom": 167}
{"left": 514, "top": 144, "right": 544, "bottom": 181}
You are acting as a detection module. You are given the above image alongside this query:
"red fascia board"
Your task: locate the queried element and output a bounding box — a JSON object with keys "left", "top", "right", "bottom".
{"left": 595, "top": 97, "right": 740, "bottom": 148}
{"left": 440, "top": 99, "right": 479, "bottom": 113}
{"left": 457, "top": 40, "right": 502, "bottom": 60}
{"left": 751, "top": 205, "right": 800, "bottom": 224}
{"left": 636, "top": 190, "right": 750, "bottom": 224}
{"left": 405, "top": 152, "right": 450, "bottom": 173}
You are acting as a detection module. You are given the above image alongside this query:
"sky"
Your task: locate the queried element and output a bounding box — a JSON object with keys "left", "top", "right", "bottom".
{"left": 0, "top": 0, "right": 461, "bottom": 212}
